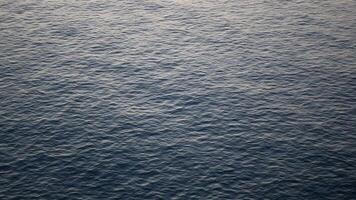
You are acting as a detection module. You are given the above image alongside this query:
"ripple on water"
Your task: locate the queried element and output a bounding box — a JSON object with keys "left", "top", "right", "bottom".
{"left": 0, "top": 0, "right": 356, "bottom": 199}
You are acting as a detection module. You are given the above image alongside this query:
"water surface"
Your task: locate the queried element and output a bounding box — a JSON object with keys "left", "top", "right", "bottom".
{"left": 1, "top": 0, "right": 356, "bottom": 199}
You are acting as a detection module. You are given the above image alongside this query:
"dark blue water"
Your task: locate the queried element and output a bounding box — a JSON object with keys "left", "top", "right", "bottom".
{"left": 1, "top": 0, "right": 356, "bottom": 199}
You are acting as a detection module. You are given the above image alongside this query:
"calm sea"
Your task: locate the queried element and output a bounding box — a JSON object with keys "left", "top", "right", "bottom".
{"left": 1, "top": 0, "right": 356, "bottom": 199}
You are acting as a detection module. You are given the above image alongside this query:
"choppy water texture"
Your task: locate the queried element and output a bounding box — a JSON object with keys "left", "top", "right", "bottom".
{"left": 1, "top": 0, "right": 356, "bottom": 199}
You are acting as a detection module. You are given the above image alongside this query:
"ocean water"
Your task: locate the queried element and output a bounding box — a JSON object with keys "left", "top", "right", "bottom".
{"left": 1, "top": 0, "right": 356, "bottom": 199}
